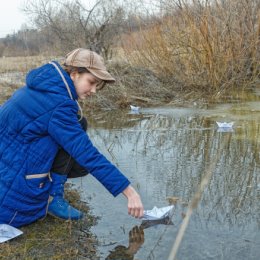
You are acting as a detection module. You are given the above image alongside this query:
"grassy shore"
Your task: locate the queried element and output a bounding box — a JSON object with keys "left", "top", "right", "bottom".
{"left": 0, "top": 55, "right": 176, "bottom": 109}
{"left": 0, "top": 186, "right": 99, "bottom": 260}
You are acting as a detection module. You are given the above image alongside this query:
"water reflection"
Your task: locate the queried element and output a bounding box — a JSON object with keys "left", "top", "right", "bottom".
{"left": 106, "top": 226, "right": 144, "bottom": 260}
{"left": 82, "top": 103, "right": 259, "bottom": 259}
{"left": 105, "top": 218, "right": 173, "bottom": 260}
{"left": 140, "top": 216, "right": 174, "bottom": 229}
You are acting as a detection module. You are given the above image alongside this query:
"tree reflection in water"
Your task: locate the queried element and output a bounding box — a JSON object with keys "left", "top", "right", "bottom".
{"left": 85, "top": 105, "right": 259, "bottom": 259}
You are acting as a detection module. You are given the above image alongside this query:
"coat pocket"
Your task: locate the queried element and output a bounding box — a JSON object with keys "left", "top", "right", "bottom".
{"left": 25, "top": 172, "right": 51, "bottom": 189}
{"left": 2, "top": 172, "right": 52, "bottom": 219}
{"left": 20, "top": 172, "right": 51, "bottom": 201}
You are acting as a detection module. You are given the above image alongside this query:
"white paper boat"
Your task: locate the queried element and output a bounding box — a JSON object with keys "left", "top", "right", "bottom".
{"left": 130, "top": 105, "right": 140, "bottom": 111}
{"left": 0, "top": 224, "right": 23, "bottom": 243}
{"left": 129, "top": 110, "right": 140, "bottom": 115}
{"left": 217, "top": 128, "right": 234, "bottom": 133}
{"left": 141, "top": 205, "right": 174, "bottom": 221}
{"left": 216, "top": 121, "right": 234, "bottom": 128}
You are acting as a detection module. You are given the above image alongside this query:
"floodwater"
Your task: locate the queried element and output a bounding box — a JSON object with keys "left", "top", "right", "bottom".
{"left": 70, "top": 95, "right": 260, "bottom": 260}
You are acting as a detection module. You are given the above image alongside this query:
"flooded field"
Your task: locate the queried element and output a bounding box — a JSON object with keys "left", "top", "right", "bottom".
{"left": 70, "top": 98, "right": 260, "bottom": 260}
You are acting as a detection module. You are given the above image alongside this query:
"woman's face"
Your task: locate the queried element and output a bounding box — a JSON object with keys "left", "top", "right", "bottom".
{"left": 71, "top": 72, "right": 102, "bottom": 100}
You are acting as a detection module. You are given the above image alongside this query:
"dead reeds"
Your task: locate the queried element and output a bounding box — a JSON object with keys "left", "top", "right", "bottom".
{"left": 0, "top": 55, "right": 56, "bottom": 73}
{"left": 122, "top": 0, "right": 260, "bottom": 94}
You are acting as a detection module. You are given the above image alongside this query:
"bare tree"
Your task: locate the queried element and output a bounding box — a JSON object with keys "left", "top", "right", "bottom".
{"left": 22, "top": 0, "right": 127, "bottom": 58}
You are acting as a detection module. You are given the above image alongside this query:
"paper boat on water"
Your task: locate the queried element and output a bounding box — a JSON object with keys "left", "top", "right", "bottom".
{"left": 130, "top": 105, "right": 140, "bottom": 111}
{"left": 216, "top": 121, "right": 234, "bottom": 133}
{"left": 216, "top": 122, "right": 234, "bottom": 128}
{"left": 0, "top": 224, "right": 23, "bottom": 243}
{"left": 141, "top": 205, "right": 174, "bottom": 221}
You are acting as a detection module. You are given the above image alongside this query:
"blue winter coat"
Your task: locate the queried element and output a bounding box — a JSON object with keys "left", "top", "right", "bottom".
{"left": 0, "top": 61, "right": 130, "bottom": 227}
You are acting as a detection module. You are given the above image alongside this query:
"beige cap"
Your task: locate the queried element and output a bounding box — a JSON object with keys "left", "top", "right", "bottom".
{"left": 64, "top": 48, "right": 115, "bottom": 83}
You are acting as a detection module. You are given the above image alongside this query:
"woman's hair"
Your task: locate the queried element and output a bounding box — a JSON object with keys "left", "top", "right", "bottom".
{"left": 63, "top": 65, "right": 90, "bottom": 75}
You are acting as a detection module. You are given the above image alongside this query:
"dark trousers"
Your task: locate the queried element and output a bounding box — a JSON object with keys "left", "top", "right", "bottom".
{"left": 50, "top": 116, "right": 89, "bottom": 178}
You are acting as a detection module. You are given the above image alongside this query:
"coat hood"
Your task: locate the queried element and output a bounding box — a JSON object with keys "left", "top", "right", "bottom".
{"left": 26, "top": 61, "right": 78, "bottom": 100}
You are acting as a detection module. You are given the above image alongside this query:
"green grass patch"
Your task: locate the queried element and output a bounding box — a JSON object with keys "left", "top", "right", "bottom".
{"left": 0, "top": 187, "right": 99, "bottom": 260}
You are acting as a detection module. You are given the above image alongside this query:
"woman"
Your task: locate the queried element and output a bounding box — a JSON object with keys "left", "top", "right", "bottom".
{"left": 0, "top": 48, "right": 144, "bottom": 227}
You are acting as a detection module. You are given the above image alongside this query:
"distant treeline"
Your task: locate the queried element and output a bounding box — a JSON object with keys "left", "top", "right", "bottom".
{"left": 0, "top": 0, "right": 153, "bottom": 58}
{"left": 0, "top": 29, "right": 50, "bottom": 57}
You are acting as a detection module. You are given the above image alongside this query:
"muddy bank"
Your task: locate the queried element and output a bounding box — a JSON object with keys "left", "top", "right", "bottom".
{"left": 0, "top": 61, "right": 259, "bottom": 110}
{"left": 0, "top": 186, "right": 99, "bottom": 260}
{"left": 0, "top": 61, "right": 173, "bottom": 109}
{"left": 0, "top": 61, "right": 197, "bottom": 109}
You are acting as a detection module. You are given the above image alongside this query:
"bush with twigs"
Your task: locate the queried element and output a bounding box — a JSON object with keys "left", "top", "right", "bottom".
{"left": 122, "top": 0, "right": 260, "bottom": 95}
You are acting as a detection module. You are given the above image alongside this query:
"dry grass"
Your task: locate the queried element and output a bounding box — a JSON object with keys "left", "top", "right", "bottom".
{"left": 0, "top": 57, "right": 172, "bottom": 109}
{"left": 0, "top": 1, "right": 259, "bottom": 107}
{"left": 0, "top": 55, "right": 60, "bottom": 73}
{"left": 0, "top": 57, "right": 174, "bottom": 113}
{"left": 122, "top": 0, "right": 260, "bottom": 94}
{"left": 81, "top": 60, "right": 176, "bottom": 110}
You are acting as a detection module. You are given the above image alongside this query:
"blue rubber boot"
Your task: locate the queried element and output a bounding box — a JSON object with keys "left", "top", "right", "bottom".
{"left": 48, "top": 172, "right": 83, "bottom": 220}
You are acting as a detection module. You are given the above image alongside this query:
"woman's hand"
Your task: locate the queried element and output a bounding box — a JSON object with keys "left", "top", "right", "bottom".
{"left": 122, "top": 185, "right": 144, "bottom": 218}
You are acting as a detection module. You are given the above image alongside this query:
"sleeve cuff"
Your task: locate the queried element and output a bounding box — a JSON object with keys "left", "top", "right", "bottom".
{"left": 112, "top": 179, "right": 131, "bottom": 197}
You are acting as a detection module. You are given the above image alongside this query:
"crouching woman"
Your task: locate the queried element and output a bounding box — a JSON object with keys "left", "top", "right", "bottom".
{"left": 0, "top": 48, "right": 143, "bottom": 227}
